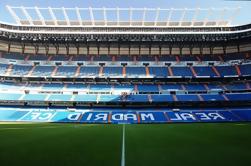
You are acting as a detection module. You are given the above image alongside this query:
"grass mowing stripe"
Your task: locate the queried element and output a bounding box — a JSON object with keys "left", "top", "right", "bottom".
{"left": 121, "top": 124, "right": 126, "bottom": 166}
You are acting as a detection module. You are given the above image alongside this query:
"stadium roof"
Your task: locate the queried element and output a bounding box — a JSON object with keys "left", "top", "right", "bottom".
{"left": 5, "top": 6, "right": 241, "bottom": 27}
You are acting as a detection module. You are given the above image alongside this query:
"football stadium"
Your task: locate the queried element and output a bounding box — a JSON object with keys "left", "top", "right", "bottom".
{"left": 0, "top": 0, "right": 251, "bottom": 165}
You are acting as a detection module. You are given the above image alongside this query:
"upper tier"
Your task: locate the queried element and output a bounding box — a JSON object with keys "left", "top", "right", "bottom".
{"left": 1, "top": 52, "right": 250, "bottom": 62}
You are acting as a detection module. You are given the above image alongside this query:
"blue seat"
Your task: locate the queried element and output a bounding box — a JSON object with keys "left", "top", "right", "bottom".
{"left": 161, "top": 84, "right": 182, "bottom": 91}
{"left": 103, "top": 67, "right": 123, "bottom": 77}
{"left": 226, "top": 93, "right": 251, "bottom": 101}
{"left": 171, "top": 67, "right": 193, "bottom": 77}
{"left": 93, "top": 55, "right": 112, "bottom": 61}
{"left": 2, "top": 53, "right": 26, "bottom": 60}
{"left": 225, "top": 83, "right": 247, "bottom": 91}
{"left": 29, "top": 54, "right": 48, "bottom": 61}
{"left": 79, "top": 67, "right": 99, "bottom": 77}
{"left": 149, "top": 67, "right": 168, "bottom": 77}
{"left": 74, "top": 94, "right": 97, "bottom": 102}
{"left": 216, "top": 66, "right": 238, "bottom": 77}
{"left": 126, "top": 67, "right": 146, "bottom": 77}
{"left": 0, "top": 82, "right": 23, "bottom": 90}
{"left": 0, "top": 64, "right": 8, "bottom": 75}
{"left": 51, "top": 55, "right": 68, "bottom": 61}
{"left": 0, "top": 93, "right": 21, "bottom": 100}
{"left": 222, "top": 53, "right": 246, "bottom": 61}
{"left": 99, "top": 95, "right": 121, "bottom": 102}
{"left": 184, "top": 84, "right": 206, "bottom": 91}
{"left": 126, "top": 95, "right": 149, "bottom": 102}
{"left": 151, "top": 95, "right": 173, "bottom": 102}
{"left": 116, "top": 55, "right": 133, "bottom": 61}
{"left": 158, "top": 55, "right": 176, "bottom": 61}
{"left": 179, "top": 55, "right": 197, "bottom": 61}
{"left": 72, "top": 55, "right": 90, "bottom": 61}
{"left": 23, "top": 94, "right": 47, "bottom": 101}
{"left": 239, "top": 64, "right": 251, "bottom": 76}
{"left": 55, "top": 66, "right": 77, "bottom": 77}
{"left": 11, "top": 65, "right": 32, "bottom": 76}
{"left": 138, "top": 55, "right": 155, "bottom": 61}
{"left": 201, "top": 94, "right": 225, "bottom": 101}
{"left": 114, "top": 85, "right": 134, "bottom": 93}
{"left": 89, "top": 84, "right": 111, "bottom": 92}
{"left": 176, "top": 94, "right": 199, "bottom": 101}
{"left": 32, "top": 66, "right": 54, "bottom": 76}
{"left": 199, "top": 55, "right": 219, "bottom": 61}
{"left": 138, "top": 85, "right": 159, "bottom": 93}
{"left": 206, "top": 84, "right": 223, "bottom": 90}
{"left": 48, "top": 94, "right": 72, "bottom": 101}
{"left": 42, "top": 83, "right": 64, "bottom": 90}
{"left": 67, "top": 84, "right": 88, "bottom": 90}
{"left": 193, "top": 66, "right": 216, "bottom": 77}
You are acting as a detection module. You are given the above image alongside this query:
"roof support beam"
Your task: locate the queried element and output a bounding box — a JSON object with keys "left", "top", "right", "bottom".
{"left": 154, "top": 8, "right": 160, "bottom": 26}
{"left": 48, "top": 7, "right": 58, "bottom": 25}
{"left": 166, "top": 8, "right": 173, "bottom": 26}
{"left": 179, "top": 8, "right": 187, "bottom": 26}
{"left": 117, "top": 7, "right": 120, "bottom": 26}
{"left": 5, "top": 6, "right": 238, "bottom": 27}
{"left": 35, "top": 6, "right": 45, "bottom": 25}
{"left": 192, "top": 8, "right": 200, "bottom": 26}
{"left": 21, "top": 6, "right": 33, "bottom": 25}
{"left": 75, "top": 7, "right": 83, "bottom": 26}
{"left": 142, "top": 8, "right": 147, "bottom": 26}
{"left": 103, "top": 7, "right": 107, "bottom": 26}
{"left": 129, "top": 7, "right": 132, "bottom": 26}
{"left": 62, "top": 7, "right": 70, "bottom": 25}
{"left": 6, "top": 5, "right": 21, "bottom": 25}
{"left": 89, "top": 7, "right": 95, "bottom": 26}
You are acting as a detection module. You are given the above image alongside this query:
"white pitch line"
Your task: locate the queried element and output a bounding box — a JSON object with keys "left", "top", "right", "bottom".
{"left": 121, "top": 124, "right": 126, "bottom": 166}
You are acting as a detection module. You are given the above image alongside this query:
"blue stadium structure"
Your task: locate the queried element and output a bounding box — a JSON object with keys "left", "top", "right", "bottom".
{"left": 0, "top": 6, "right": 251, "bottom": 123}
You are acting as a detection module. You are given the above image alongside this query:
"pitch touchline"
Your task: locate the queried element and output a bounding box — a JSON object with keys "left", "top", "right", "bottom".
{"left": 121, "top": 124, "right": 125, "bottom": 166}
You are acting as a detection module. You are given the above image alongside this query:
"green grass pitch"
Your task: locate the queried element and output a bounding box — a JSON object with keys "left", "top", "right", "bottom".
{"left": 0, "top": 123, "right": 251, "bottom": 166}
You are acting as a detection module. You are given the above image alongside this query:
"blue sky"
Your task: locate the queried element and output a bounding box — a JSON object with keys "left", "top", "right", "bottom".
{"left": 0, "top": 0, "right": 250, "bottom": 25}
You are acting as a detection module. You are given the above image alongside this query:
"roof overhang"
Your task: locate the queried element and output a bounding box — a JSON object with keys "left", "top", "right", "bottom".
{"left": 6, "top": 6, "right": 241, "bottom": 28}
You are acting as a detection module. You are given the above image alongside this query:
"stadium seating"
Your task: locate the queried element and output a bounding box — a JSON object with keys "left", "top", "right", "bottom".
{"left": 0, "top": 51, "right": 250, "bottom": 106}
{"left": 32, "top": 66, "right": 54, "bottom": 76}
{"left": 103, "top": 67, "right": 123, "bottom": 77}
{"left": 0, "top": 81, "right": 250, "bottom": 93}
{"left": 73, "top": 94, "right": 97, "bottom": 102}
{"left": 151, "top": 94, "right": 173, "bottom": 102}
{"left": 89, "top": 84, "right": 112, "bottom": 92}
{"left": 216, "top": 66, "right": 238, "bottom": 77}
{"left": 149, "top": 67, "right": 169, "bottom": 77}
{"left": 126, "top": 67, "right": 146, "bottom": 77}
{"left": 1, "top": 52, "right": 250, "bottom": 62}
{"left": 11, "top": 65, "right": 32, "bottom": 76}
{"left": 171, "top": 67, "right": 193, "bottom": 77}
{"left": 55, "top": 66, "right": 77, "bottom": 77}
{"left": 71, "top": 55, "right": 90, "bottom": 61}
{"left": 239, "top": 64, "right": 251, "bottom": 76}
{"left": 29, "top": 54, "right": 48, "bottom": 61}
{"left": 22, "top": 94, "right": 47, "bottom": 101}
{"left": 0, "top": 91, "right": 249, "bottom": 103}
{"left": 0, "top": 63, "right": 249, "bottom": 78}
{"left": 137, "top": 85, "right": 159, "bottom": 93}
{"left": 193, "top": 66, "right": 217, "bottom": 77}
{"left": 79, "top": 66, "right": 99, "bottom": 77}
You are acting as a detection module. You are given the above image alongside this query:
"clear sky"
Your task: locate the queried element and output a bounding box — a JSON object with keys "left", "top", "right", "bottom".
{"left": 0, "top": 0, "right": 250, "bottom": 25}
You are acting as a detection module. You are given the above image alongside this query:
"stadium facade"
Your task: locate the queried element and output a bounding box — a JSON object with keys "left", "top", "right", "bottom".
{"left": 0, "top": 6, "right": 251, "bottom": 123}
